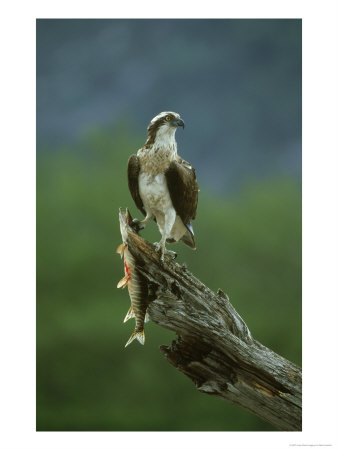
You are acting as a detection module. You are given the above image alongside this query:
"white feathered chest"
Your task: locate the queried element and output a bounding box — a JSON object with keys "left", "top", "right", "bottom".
{"left": 137, "top": 142, "right": 177, "bottom": 215}
{"left": 127, "top": 111, "right": 197, "bottom": 252}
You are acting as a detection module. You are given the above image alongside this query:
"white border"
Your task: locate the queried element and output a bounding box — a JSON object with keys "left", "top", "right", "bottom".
{"left": 1, "top": 1, "right": 337, "bottom": 449}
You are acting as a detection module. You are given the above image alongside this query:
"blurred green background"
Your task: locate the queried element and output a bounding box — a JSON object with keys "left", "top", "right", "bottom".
{"left": 36, "top": 19, "right": 301, "bottom": 431}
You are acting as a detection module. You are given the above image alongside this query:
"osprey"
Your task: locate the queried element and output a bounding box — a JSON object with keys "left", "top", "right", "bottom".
{"left": 127, "top": 111, "right": 199, "bottom": 262}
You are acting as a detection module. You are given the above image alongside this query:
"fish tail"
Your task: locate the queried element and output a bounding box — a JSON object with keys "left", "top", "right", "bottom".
{"left": 125, "top": 329, "right": 145, "bottom": 347}
{"left": 123, "top": 306, "right": 135, "bottom": 323}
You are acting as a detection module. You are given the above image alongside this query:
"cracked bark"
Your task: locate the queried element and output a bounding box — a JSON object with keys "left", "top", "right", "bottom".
{"left": 119, "top": 209, "right": 302, "bottom": 431}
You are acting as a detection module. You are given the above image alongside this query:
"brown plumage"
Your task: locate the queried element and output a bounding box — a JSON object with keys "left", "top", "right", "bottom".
{"left": 165, "top": 160, "right": 198, "bottom": 224}
{"left": 127, "top": 155, "right": 146, "bottom": 217}
{"left": 127, "top": 111, "right": 199, "bottom": 261}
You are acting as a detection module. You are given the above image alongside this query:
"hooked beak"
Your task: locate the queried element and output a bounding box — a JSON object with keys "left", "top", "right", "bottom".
{"left": 173, "top": 119, "right": 185, "bottom": 129}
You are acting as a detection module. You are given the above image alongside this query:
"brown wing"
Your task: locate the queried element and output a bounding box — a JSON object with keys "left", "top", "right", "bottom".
{"left": 165, "top": 160, "right": 198, "bottom": 225}
{"left": 127, "top": 154, "right": 146, "bottom": 217}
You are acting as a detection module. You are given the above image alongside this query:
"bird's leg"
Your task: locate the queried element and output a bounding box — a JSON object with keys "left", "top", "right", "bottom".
{"left": 156, "top": 236, "right": 167, "bottom": 263}
{"left": 131, "top": 213, "right": 154, "bottom": 232}
{"left": 154, "top": 210, "right": 177, "bottom": 263}
{"left": 153, "top": 242, "right": 177, "bottom": 261}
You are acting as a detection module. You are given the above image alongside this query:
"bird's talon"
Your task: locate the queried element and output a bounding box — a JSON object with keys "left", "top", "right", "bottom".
{"left": 153, "top": 242, "right": 176, "bottom": 262}
{"left": 167, "top": 250, "right": 177, "bottom": 260}
{"left": 131, "top": 218, "right": 145, "bottom": 232}
{"left": 153, "top": 242, "right": 161, "bottom": 253}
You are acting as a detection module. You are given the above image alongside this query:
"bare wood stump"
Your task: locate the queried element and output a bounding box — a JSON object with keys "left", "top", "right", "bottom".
{"left": 119, "top": 209, "right": 302, "bottom": 431}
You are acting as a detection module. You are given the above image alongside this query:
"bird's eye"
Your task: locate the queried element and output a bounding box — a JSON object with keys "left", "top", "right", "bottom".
{"left": 165, "top": 115, "right": 171, "bottom": 121}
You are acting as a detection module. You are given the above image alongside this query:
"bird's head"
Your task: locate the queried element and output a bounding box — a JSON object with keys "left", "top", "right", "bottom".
{"left": 145, "top": 111, "right": 184, "bottom": 148}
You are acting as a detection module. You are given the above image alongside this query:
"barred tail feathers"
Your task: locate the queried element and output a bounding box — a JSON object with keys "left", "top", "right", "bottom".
{"left": 125, "top": 329, "right": 145, "bottom": 347}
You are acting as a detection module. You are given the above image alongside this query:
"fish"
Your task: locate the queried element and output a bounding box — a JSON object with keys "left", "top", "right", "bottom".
{"left": 117, "top": 209, "right": 149, "bottom": 347}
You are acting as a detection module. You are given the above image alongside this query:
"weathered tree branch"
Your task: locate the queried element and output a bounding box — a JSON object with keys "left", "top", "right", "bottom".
{"left": 119, "top": 209, "right": 302, "bottom": 431}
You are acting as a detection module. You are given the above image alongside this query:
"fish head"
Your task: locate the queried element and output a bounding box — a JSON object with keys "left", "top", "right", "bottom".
{"left": 119, "top": 208, "right": 133, "bottom": 243}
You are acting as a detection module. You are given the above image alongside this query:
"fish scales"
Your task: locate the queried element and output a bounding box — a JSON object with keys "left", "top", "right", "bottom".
{"left": 117, "top": 241, "right": 149, "bottom": 347}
